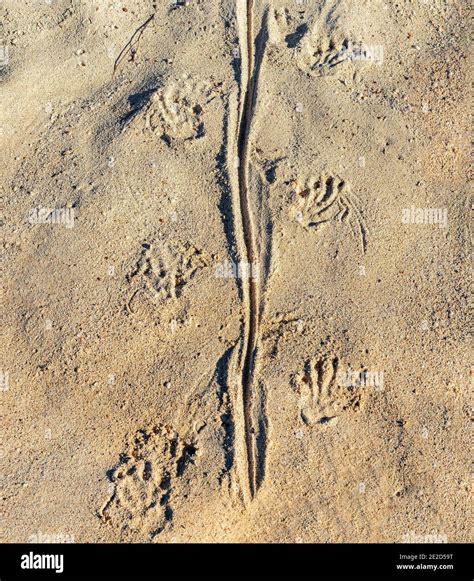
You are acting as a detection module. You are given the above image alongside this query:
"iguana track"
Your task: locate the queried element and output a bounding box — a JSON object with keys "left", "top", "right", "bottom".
{"left": 236, "top": 0, "right": 262, "bottom": 500}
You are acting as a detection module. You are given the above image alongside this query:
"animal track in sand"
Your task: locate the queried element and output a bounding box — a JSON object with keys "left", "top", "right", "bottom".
{"left": 126, "top": 241, "right": 209, "bottom": 312}
{"left": 297, "top": 37, "right": 370, "bottom": 76}
{"left": 235, "top": 0, "right": 263, "bottom": 502}
{"left": 144, "top": 78, "right": 220, "bottom": 143}
{"left": 290, "top": 175, "right": 368, "bottom": 253}
{"left": 233, "top": 0, "right": 273, "bottom": 502}
{"left": 100, "top": 425, "right": 197, "bottom": 538}
{"left": 269, "top": 6, "right": 380, "bottom": 77}
{"left": 294, "top": 355, "right": 366, "bottom": 427}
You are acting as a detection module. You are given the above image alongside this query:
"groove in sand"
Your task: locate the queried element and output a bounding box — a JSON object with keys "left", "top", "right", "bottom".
{"left": 236, "top": 0, "right": 260, "bottom": 500}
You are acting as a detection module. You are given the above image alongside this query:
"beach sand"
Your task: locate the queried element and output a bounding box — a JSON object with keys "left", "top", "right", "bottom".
{"left": 1, "top": 0, "right": 471, "bottom": 543}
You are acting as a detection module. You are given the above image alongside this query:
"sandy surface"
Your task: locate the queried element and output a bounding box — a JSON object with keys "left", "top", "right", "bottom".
{"left": 1, "top": 0, "right": 471, "bottom": 543}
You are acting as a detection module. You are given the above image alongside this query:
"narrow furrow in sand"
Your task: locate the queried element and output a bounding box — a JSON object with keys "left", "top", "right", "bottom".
{"left": 236, "top": 0, "right": 260, "bottom": 500}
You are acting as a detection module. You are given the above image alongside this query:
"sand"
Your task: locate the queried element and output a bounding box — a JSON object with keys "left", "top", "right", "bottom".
{"left": 1, "top": 0, "right": 471, "bottom": 543}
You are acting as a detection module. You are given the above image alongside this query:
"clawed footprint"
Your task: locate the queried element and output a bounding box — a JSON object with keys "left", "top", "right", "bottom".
{"left": 297, "top": 356, "right": 340, "bottom": 426}
{"left": 127, "top": 241, "right": 209, "bottom": 309}
{"left": 290, "top": 175, "right": 350, "bottom": 231}
{"left": 304, "top": 38, "right": 354, "bottom": 75}
{"left": 100, "top": 425, "right": 197, "bottom": 538}
{"left": 145, "top": 78, "right": 219, "bottom": 142}
{"left": 289, "top": 174, "right": 368, "bottom": 253}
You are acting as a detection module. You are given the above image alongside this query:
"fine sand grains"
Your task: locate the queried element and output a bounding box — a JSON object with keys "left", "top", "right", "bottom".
{"left": 1, "top": 0, "right": 471, "bottom": 543}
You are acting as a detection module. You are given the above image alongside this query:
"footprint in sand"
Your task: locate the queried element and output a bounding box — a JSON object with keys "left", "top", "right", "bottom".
{"left": 100, "top": 425, "right": 197, "bottom": 539}
{"left": 268, "top": 5, "right": 381, "bottom": 77}
{"left": 294, "top": 355, "right": 367, "bottom": 426}
{"left": 126, "top": 240, "right": 209, "bottom": 313}
{"left": 289, "top": 174, "right": 368, "bottom": 253}
{"left": 144, "top": 77, "right": 221, "bottom": 144}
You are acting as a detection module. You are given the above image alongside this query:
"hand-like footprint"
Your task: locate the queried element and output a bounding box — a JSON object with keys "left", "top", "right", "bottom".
{"left": 290, "top": 175, "right": 368, "bottom": 253}
{"left": 126, "top": 241, "right": 209, "bottom": 313}
{"left": 290, "top": 175, "right": 349, "bottom": 230}
{"left": 297, "top": 356, "right": 341, "bottom": 426}
{"left": 294, "top": 355, "right": 370, "bottom": 426}
{"left": 100, "top": 425, "right": 197, "bottom": 539}
{"left": 145, "top": 78, "right": 220, "bottom": 143}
